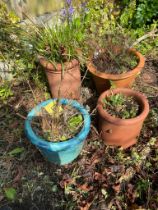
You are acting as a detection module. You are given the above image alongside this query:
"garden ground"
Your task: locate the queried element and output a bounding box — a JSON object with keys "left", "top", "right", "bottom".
{"left": 0, "top": 55, "right": 158, "bottom": 210}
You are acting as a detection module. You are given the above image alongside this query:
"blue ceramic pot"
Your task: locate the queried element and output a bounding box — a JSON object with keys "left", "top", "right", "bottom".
{"left": 24, "top": 99, "right": 91, "bottom": 165}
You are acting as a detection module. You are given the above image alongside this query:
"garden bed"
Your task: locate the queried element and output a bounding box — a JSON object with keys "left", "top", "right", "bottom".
{"left": 0, "top": 56, "right": 158, "bottom": 210}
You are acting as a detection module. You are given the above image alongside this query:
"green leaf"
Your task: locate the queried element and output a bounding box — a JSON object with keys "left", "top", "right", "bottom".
{"left": 4, "top": 188, "right": 16, "bottom": 201}
{"left": 8, "top": 147, "right": 25, "bottom": 156}
{"left": 68, "top": 115, "right": 82, "bottom": 130}
{"left": 60, "top": 135, "right": 67, "bottom": 141}
{"left": 101, "top": 189, "right": 108, "bottom": 199}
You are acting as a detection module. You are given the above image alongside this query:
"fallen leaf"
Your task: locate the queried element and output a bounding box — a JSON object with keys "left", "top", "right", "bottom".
{"left": 128, "top": 204, "right": 144, "bottom": 210}
{"left": 59, "top": 178, "right": 74, "bottom": 189}
{"left": 91, "top": 152, "right": 103, "bottom": 166}
{"left": 13, "top": 167, "right": 23, "bottom": 184}
{"left": 112, "top": 184, "right": 121, "bottom": 193}
{"left": 80, "top": 202, "right": 92, "bottom": 210}
{"left": 78, "top": 183, "right": 93, "bottom": 192}
{"left": 126, "top": 184, "right": 136, "bottom": 203}
{"left": 94, "top": 172, "right": 102, "bottom": 180}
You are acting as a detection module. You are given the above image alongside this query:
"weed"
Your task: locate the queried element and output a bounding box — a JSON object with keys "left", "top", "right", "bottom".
{"left": 0, "top": 82, "right": 13, "bottom": 102}
{"left": 136, "top": 179, "right": 151, "bottom": 199}
{"left": 103, "top": 93, "right": 139, "bottom": 119}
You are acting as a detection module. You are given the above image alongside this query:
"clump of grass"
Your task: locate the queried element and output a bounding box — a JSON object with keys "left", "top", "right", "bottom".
{"left": 103, "top": 93, "right": 139, "bottom": 119}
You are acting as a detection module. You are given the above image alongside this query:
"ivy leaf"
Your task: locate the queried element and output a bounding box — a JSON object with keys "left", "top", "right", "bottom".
{"left": 4, "top": 188, "right": 17, "bottom": 201}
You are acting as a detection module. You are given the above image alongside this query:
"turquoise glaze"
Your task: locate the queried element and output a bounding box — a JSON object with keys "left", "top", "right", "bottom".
{"left": 24, "top": 99, "right": 91, "bottom": 165}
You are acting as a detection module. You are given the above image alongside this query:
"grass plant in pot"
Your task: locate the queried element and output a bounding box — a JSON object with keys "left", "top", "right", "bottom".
{"left": 97, "top": 88, "right": 149, "bottom": 149}
{"left": 25, "top": 98, "right": 91, "bottom": 165}
{"left": 32, "top": 0, "right": 86, "bottom": 99}
{"left": 87, "top": 30, "right": 145, "bottom": 94}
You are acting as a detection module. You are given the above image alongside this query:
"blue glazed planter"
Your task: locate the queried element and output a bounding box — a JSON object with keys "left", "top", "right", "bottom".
{"left": 24, "top": 99, "right": 91, "bottom": 165}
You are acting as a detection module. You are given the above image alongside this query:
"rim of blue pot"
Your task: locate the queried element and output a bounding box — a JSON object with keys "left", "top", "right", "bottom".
{"left": 25, "top": 99, "right": 91, "bottom": 152}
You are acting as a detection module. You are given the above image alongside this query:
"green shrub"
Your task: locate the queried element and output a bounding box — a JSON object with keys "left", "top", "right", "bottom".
{"left": 0, "top": 3, "right": 36, "bottom": 80}
{"left": 119, "top": 0, "right": 158, "bottom": 28}
{"left": 85, "top": 0, "right": 117, "bottom": 36}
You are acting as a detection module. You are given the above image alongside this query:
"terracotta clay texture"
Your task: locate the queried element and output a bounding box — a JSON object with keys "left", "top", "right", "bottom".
{"left": 87, "top": 49, "right": 145, "bottom": 94}
{"left": 97, "top": 88, "right": 149, "bottom": 149}
{"left": 39, "top": 58, "right": 81, "bottom": 99}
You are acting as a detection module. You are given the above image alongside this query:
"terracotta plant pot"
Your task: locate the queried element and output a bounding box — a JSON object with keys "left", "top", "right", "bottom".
{"left": 87, "top": 49, "right": 145, "bottom": 94}
{"left": 97, "top": 88, "right": 149, "bottom": 149}
{"left": 39, "top": 57, "right": 81, "bottom": 99}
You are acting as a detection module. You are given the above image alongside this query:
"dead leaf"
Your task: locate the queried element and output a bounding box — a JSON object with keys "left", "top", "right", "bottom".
{"left": 90, "top": 153, "right": 102, "bottom": 166}
{"left": 94, "top": 172, "right": 102, "bottom": 180}
{"left": 59, "top": 178, "right": 73, "bottom": 189}
{"left": 80, "top": 202, "right": 92, "bottom": 210}
{"left": 126, "top": 184, "right": 136, "bottom": 203}
{"left": 78, "top": 183, "right": 93, "bottom": 192}
{"left": 103, "top": 168, "right": 112, "bottom": 175}
{"left": 112, "top": 184, "right": 121, "bottom": 193}
{"left": 128, "top": 204, "right": 144, "bottom": 210}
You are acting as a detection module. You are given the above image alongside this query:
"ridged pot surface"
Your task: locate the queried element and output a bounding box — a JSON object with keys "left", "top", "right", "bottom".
{"left": 39, "top": 58, "right": 81, "bottom": 99}
{"left": 87, "top": 49, "right": 145, "bottom": 94}
{"left": 97, "top": 88, "right": 149, "bottom": 148}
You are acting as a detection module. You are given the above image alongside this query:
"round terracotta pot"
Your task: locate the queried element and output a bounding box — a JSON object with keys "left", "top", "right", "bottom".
{"left": 87, "top": 49, "right": 145, "bottom": 94}
{"left": 97, "top": 88, "right": 149, "bottom": 149}
{"left": 39, "top": 57, "right": 81, "bottom": 99}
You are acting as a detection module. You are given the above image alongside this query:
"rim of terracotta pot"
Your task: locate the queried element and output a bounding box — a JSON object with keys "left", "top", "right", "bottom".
{"left": 97, "top": 88, "right": 149, "bottom": 126}
{"left": 87, "top": 48, "right": 145, "bottom": 80}
{"left": 38, "top": 56, "right": 79, "bottom": 74}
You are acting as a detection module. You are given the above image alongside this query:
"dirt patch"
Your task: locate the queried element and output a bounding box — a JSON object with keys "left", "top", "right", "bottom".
{"left": 134, "top": 56, "right": 158, "bottom": 97}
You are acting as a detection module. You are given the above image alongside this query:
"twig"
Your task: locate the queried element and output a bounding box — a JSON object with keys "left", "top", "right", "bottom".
{"left": 15, "top": 112, "right": 27, "bottom": 120}
{"left": 6, "top": 104, "right": 40, "bottom": 125}
{"left": 91, "top": 124, "right": 99, "bottom": 136}
{"left": 27, "top": 80, "right": 38, "bottom": 104}
{"left": 90, "top": 107, "right": 97, "bottom": 116}
{"left": 131, "top": 29, "right": 158, "bottom": 47}
{"left": 81, "top": 68, "right": 88, "bottom": 86}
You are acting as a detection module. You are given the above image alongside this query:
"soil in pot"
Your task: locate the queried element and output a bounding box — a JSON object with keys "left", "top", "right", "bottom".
{"left": 97, "top": 88, "right": 149, "bottom": 149}
{"left": 87, "top": 49, "right": 145, "bottom": 94}
{"left": 103, "top": 93, "right": 139, "bottom": 119}
{"left": 31, "top": 101, "right": 83, "bottom": 142}
{"left": 93, "top": 49, "right": 138, "bottom": 74}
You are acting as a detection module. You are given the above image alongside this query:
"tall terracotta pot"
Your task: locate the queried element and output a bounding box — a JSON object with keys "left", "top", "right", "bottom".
{"left": 39, "top": 57, "right": 81, "bottom": 99}
{"left": 97, "top": 88, "right": 149, "bottom": 149}
{"left": 87, "top": 49, "right": 145, "bottom": 94}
